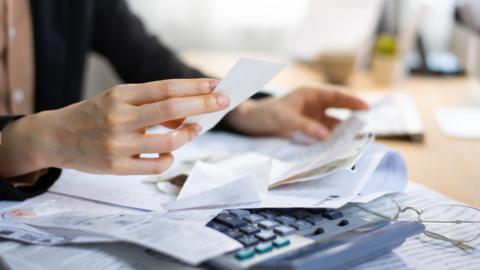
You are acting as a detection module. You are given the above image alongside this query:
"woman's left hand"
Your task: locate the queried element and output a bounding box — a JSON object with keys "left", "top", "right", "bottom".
{"left": 226, "top": 86, "right": 369, "bottom": 141}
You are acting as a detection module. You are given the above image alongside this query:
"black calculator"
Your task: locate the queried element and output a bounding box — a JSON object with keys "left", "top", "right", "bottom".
{"left": 204, "top": 207, "right": 424, "bottom": 270}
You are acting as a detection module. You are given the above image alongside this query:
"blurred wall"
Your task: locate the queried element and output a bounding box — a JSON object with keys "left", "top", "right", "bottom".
{"left": 125, "top": 0, "right": 310, "bottom": 53}
{"left": 82, "top": 0, "right": 457, "bottom": 98}
{"left": 83, "top": 0, "right": 311, "bottom": 98}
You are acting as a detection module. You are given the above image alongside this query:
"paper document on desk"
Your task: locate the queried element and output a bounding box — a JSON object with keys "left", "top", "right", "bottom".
{"left": 160, "top": 111, "right": 410, "bottom": 211}
{"left": 0, "top": 242, "right": 200, "bottom": 270}
{"left": 163, "top": 153, "right": 270, "bottom": 210}
{"left": 0, "top": 193, "right": 134, "bottom": 245}
{"left": 164, "top": 143, "right": 407, "bottom": 211}
{"left": 49, "top": 171, "right": 174, "bottom": 211}
{"left": 0, "top": 219, "right": 115, "bottom": 245}
{"left": 268, "top": 113, "right": 372, "bottom": 188}
{"left": 185, "top": 58, "right": 286, "bottom": 134}
{"left": 163, "top": 112, "right": 374, "bottom": 210}
{"left": 0, "top": 192, "right": 223, "bottom": 252}
{"left": 164, "top": 112, "right": 371, "bottom": 198}
{"left": 259, "top": 144, "right": 407, "bottom": 209}
{"left": 13, "top": 212, "right": 241, "bottom": 265}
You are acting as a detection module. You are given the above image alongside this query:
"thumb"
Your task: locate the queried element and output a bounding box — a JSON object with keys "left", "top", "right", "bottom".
{"left": 288, "top": 113, "right": 330, "bottom": 140}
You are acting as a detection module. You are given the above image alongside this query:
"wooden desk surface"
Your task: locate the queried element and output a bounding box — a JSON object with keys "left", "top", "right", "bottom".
{"left": 180, "top": 50, "right": 480, "bottom": 207}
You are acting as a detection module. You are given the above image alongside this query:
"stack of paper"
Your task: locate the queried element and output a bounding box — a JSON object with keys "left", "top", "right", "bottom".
{"left": 161, "top": 130, "right": 407, "bottom": 211}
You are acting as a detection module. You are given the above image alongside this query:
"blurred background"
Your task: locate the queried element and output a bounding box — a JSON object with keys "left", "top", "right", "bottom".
{"left": 83, "top": 0, "right": 480, "bottom": 97}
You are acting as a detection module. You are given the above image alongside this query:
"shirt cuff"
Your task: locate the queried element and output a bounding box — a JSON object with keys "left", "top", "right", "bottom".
{"left": 8, "top": 169, "right": 49, "bottom": 188}
{"left": 0, "top": 168, "right": 61, "bottom": 201}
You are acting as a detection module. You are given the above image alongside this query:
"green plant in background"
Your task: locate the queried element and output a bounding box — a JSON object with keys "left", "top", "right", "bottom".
{"left": 375, "top": 34, "right": 397, "bottom": 56}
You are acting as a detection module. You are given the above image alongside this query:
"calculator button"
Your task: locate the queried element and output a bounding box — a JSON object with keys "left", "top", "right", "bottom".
{"left": 237, "top": 235, "right": 260, "bottom": 247}
{"left": 322, "top": 210, "right": 343, "bottom": 220}
{"left": 273, "top": 225, "right": 296, "bottom": 236}
{"left": 244, "top": 214, "right": 265, "bottom": 223}
{"left": 258, "top": 220, "right": 279, "bottom": 230}
{"left": 229, "top": 209, "right": 251, "bottom": 218}
{"left": 290, "top": 209, "right": 311, "bottom": 219}
{"left": 291, "top": 220, "right": 312, "bottom": 230}
{"left": 338, "top": 219, "right": 350, "bottom": 227}
{"left": 257, "top": 209, "right": 281, "bottom": 220}
{"left": 255, "top": 242, "right": 274, "bottom": 254}
{"left": 304, "top": 215, "right": 324, "bottom": 226}
{"left": 206, "top": 221, "right": 229, "bottom": 232}
{"left": 240, "top": 225, "right": 261, "bottom": 235}
{"left": 235, "top": 248, "right": 255, "bottom": 260}
{"left": 255, "top": 230, "right": 277, "bottom": 242}
{"left": 273, "top": 237, "right": 290, "bottom": 248}
{"left": 215, "top": 213, "right": 247, "bottom": 229}
{"left": 313, "top": 227, "right": 325, "bottom": 235}
{"left": 226, "top": 229, "right": 243, "bottom": 239}
{"left": 274, "top": 215, "right": 296, "bottom": 225}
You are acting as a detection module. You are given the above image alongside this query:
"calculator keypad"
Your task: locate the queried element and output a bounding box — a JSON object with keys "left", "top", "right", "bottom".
{"left": 206, "top": 208, "right": 352, "bottom": 261}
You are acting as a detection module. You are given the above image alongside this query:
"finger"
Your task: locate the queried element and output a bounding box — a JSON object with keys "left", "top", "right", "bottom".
{"left": 117, "top": 153, "right": 174, "bottom": 175}
{"left": 322, "top": 116, "right": 341, "bottom": 130}
{"left": 136, "top": 94, "right": 230, "bottom": 127}
{"left": 288, "top": 113, "right": 330, "bottom": 140}
{"left": 123, "top": 79, "right": 220, "bottom": 105}
{"left": 161, "top": 118, "right": 185, "bottom": 129}
{"left": 325, "top": 91, "right": 369, "bottom": 110}
{"left": 136, "top": 124, "right": 201, "bottom": 154}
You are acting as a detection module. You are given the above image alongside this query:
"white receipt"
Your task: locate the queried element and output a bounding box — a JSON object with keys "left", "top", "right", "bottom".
{"left": 258, "top": 143, "right": 407, "bottom": 209}
{"left": 163, "top": 153, "right": 271, "bottom": 211}
{"left": 184, "top": 58, "right": 286, "bottom": 133}
{"left": 0, "top": 242, "right": 201, "bottom": 270}
{"left": 268, "top": 113, "right": 371, "bottom": 187}
{"left": 178, "top": 153, "right": 271, "bottom": 199}
{"left": 163, "top": 175, "right": 261, "bottom": 211}
{"left": 17, "top": 212, "right": 241, "bottom": 265}
{"left": 0, "top": 219, "right": 115, "bottom": 245}
{"left": 49, "top": 170, "right": 175, "bottom": 211}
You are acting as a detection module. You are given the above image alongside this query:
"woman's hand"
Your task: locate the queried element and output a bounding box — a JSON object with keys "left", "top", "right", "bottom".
{"left": 226, "top": 86, "right": 368, "bottom": 141}
{"left": 0, "top": 79, "right": 229, "bottom": 177}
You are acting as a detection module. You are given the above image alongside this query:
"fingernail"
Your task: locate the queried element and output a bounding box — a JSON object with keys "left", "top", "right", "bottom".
{"left": 317, "top": 126, "right": 329, "bottom": 138}
{"left": 194, "top": 124, "right": 202, "bottom": 135}
{"left": 217, "top": 94, "right": 230, "bottom": 107}
{"left": 210, "top": 80, "right": 220, "bottom": 90}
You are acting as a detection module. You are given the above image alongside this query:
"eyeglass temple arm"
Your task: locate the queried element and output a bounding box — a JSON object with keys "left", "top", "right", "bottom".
{"left": 424, "top": 230, "right": 475, "bottom": 252}
{"left": 420, "top": 220, "right": 480, "bottom": 224}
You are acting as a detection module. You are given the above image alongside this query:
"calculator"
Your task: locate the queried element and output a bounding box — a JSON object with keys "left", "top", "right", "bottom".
{"left": 204, "top": 207, "right": 424, "bottom": 270}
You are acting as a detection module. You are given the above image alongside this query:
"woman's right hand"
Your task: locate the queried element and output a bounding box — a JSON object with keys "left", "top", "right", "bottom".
{"left": 0, "top": 78, "right": 229, "bottom": 177}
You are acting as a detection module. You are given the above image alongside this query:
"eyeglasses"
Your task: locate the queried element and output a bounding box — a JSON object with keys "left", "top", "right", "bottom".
{"left": 351, "top": 196, "right": 480, "bottom": 252}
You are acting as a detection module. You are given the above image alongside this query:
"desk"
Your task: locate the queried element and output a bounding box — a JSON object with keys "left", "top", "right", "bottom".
{"left": 181, "top": 50, "right": 480, "bottom": 207}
